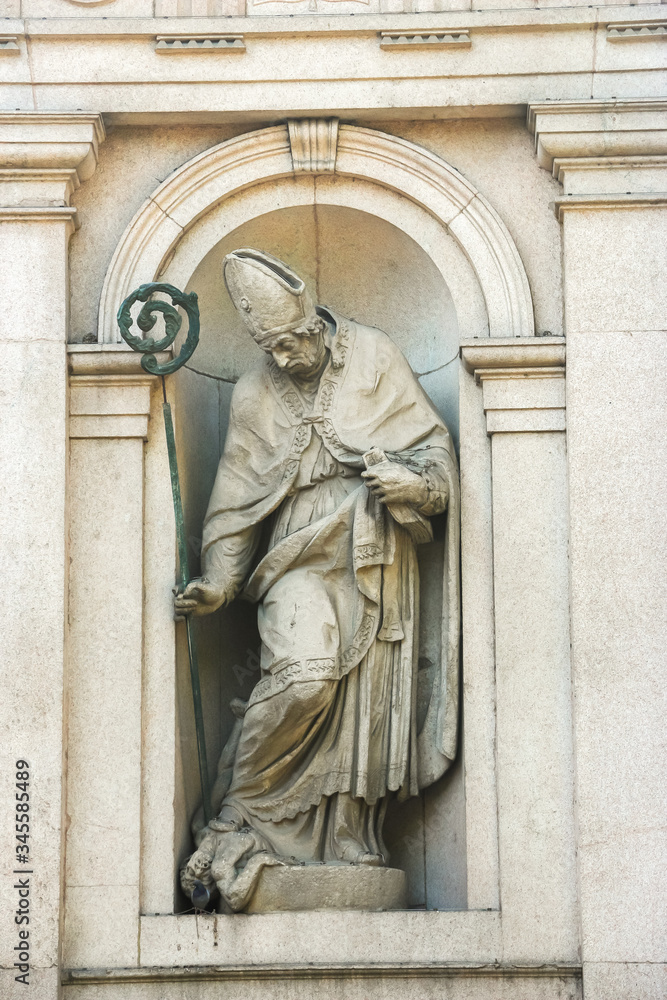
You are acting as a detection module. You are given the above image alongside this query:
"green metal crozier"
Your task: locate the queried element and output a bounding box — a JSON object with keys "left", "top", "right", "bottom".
{"left": 117, "top": 282, "right": 213, "bottom": 826}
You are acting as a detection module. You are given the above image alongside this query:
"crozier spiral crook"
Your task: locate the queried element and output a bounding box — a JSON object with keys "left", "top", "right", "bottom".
{"left": 117, "top": 282, "right": 200, "bottom": 376}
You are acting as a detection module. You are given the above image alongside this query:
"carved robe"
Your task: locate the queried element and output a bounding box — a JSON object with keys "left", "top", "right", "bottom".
{"left": 191, "top": 309, "right": 460, "bottom": 907}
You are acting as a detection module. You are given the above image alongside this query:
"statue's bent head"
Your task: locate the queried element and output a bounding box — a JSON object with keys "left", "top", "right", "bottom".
{"left": 223, "top": 248, "right": 320, "bottom": 347}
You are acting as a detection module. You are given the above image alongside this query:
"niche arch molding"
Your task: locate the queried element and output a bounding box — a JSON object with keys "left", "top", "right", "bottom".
{"left": 98, "top": 124, "right": 535, "bottom": 343}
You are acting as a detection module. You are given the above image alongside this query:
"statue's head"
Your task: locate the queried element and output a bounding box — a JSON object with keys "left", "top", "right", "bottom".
{"left": 223, "top": 248, "right": 327, "bottom": 376}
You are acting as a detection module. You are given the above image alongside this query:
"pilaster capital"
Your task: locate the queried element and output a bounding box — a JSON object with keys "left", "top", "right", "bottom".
{"left": 0, "top": 112, "right": 105, "bottom": 213}
{"left": 527, "top": 100, "right": 667, "bottom": 174}
{"left": 460, "top": 338, "right": 566, "bottom": 434}
{"left": 528, "top": 100, "right": 667, "bottom": 211}
{"left": 68, "top": 345, "right": 167, "bottom": 441}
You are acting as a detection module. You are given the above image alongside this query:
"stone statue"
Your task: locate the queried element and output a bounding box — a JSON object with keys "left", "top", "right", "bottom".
{"left": 177, "top": 248, "right": 460, "bottom": 912}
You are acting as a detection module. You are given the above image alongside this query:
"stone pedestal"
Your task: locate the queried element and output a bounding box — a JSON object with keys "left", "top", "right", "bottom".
{"left": 241, "top": 865, "right": 407, "bottom": 914}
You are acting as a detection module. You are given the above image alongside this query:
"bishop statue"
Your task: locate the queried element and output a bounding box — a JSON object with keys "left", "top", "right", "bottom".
{"left": 177, "top": 248, "right": 460, "bottom": 912}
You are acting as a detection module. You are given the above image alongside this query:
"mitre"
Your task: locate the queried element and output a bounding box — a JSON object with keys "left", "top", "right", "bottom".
{"left": 223, "top": 248, "right": 318, "bottom": 345}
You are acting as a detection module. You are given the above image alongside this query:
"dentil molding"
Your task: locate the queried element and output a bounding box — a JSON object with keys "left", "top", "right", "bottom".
{"left": 155, "top": 34, "right": 245, "bottom": 53}
{"left": 606, "top": 21, "right": 666, "bottom": 43}
{"left": 0, "top": 36, "right": 19, "bottom": 55}
{"left": 379, "top": 31, "right": 471, "bottom": 50}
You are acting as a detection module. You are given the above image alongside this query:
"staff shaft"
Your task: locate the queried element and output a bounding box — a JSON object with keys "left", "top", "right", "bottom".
{"left": 162, "top": 396, "right": 213, "bottom": 826}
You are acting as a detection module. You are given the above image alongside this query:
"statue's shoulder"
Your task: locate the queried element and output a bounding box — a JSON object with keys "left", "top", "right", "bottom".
{"left": 229, "top": 358, "right": 273, "bottom": 415}
{"left": 344, "top": 318, "right": 411, "bottom": 372}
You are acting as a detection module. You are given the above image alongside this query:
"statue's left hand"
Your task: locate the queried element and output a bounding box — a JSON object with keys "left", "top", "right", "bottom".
{"left": 362, "top": 460, "right": 429, "bottom": 507}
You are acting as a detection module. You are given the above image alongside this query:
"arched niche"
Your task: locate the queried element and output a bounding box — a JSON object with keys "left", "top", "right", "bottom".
{"left": 98, "top": 123, "right": 535, "bottom": 345}
{"left": 99, "top": 124, "right": 535, "bottom": 911}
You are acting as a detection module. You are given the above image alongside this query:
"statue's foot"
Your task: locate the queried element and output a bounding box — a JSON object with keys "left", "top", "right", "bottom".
{"left": 339, "top": 842, "right": 385, "bottom": 866}
{"left": 356, "top": 852, "right": 385, "bottom": 867}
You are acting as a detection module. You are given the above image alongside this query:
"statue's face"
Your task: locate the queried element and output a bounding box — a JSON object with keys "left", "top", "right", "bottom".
{"left": 261, "top": 329, "right": 325, "bottom": 376}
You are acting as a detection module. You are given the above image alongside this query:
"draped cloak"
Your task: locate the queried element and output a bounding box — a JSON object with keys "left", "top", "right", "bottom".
{"left": 199, "top": 309, "right": 460, "bottom": 867}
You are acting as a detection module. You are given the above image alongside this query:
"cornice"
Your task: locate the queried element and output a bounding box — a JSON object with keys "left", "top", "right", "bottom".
{"left": 554, "top": 192, "right": 667, "bottom": 221}
{"left": 0, "top": 112, "right": 106, "bottom": 146}
{"left": 63, "top": 962, "right": 582, "bottom": 985}
{"left": 6, "top": 9, "right": 651, "bottom": 37}
{"left": 461, "top": 338, "right": 566, "bottom": 435}
{"left": 527, "top": 99, "right": 667, "bottom": 125}
{"left": 552, "top": 154, "right": 667, "bottom": 185}
{"left": 0, "top": 205, "right": 77, "bottom": 224}
{"left": 0, "top": 113, "right": 105, "bottom": 210}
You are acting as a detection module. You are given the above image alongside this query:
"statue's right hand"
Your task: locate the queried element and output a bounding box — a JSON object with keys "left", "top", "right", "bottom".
{"left": 173, "top": 577, "right": 228, "bottom": 619}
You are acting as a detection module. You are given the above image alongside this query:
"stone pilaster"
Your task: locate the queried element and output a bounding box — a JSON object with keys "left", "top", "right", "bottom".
{"left": 64, "top": 350, "right": 155, "bottom": 968}
{"left": 63, "top": 344, "right": 178, "bottom": 958}
{"left": 0, "top": 113, "right": 104, "bottom": 1000}
{"left": 461, "top": 338, "right": 578, "bottom": 965}
{"left": 529, "top": 100, "right": 667, "bottom": 999}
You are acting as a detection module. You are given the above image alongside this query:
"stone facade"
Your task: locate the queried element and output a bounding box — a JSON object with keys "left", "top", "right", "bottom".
{"left": 0, "top": 3, "right": 665, "bottom": 999}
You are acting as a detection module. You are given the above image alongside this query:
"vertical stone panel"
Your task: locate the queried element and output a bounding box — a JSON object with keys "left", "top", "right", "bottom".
{"left": 491, "top": 429, "right": 577, "bottom": 962}
{"left": 529, "top": 100, "right": 667, "bottom": 990}
{"left": 64, "top": 434, "right": 145, "bottom": 968}
{"left": 461, "top": 339, "right": 578, "bottom": 964}
{"left": 564, "top": 212, "right": 667, "bottom": 971}
{"left": 458, "top": 368, "right": 500, "bottom": 912}
{"left": 0, "top": 113, "right": 103, "bottom": 998}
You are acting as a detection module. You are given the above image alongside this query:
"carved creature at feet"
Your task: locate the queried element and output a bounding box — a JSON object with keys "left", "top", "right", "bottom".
{"left": 180, "top": 825, "right": 290, "bottom": 913}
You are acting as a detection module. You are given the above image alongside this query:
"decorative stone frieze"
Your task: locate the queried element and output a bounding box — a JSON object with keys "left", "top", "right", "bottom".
{"left": 379, "top": 30, "right": 471, "bottom": 50}
{"left": 155, "top": 0, "right": 244, "bottom": 12}
{"left": 155, "top": 34, "right": 245, "bottom": 53}
{"left": 606, "top": 21, "right": 666, "bottom": 43}
{"left": 287, "top": 118, "right": 339, "bottom": 173}
{"left": 0, "top": 35, "right": 19, "bottom": 54}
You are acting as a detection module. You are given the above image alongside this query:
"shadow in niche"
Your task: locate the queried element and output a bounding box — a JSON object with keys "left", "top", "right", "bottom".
{"left": 171, "top": 202, "right": 465, "bottom": 912}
